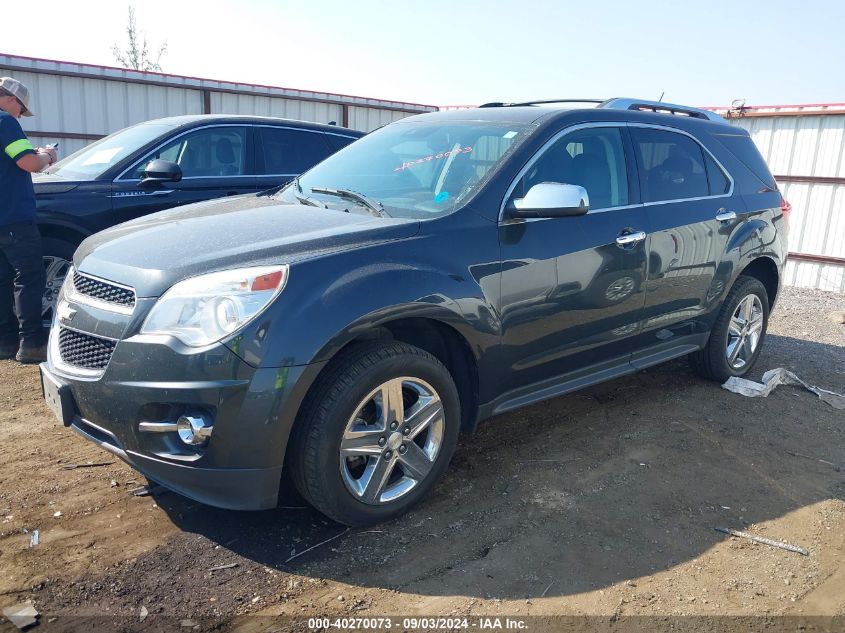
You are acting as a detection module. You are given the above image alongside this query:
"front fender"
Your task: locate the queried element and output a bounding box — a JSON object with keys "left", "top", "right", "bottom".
{"left": 226, "top": 214, "right": 501, "bottom": 369}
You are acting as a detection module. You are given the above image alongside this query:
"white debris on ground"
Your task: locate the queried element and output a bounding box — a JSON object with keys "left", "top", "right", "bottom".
{"left": 723, "top": 367, "right": 845, "bottom": 409}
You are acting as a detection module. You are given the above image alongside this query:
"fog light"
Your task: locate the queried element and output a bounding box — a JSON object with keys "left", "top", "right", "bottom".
{"left": 176, "top": 413, "right": 213, "bottom": 446}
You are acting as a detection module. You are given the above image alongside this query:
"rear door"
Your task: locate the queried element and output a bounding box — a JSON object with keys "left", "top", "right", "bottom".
{"left": 496, "top": 124, "right": 651, "bottom": 393}
{"left": 630, "top": 125, "right": 739, "bottom": 361}
{"left": 254, "top": 126, "right": 334, "bottom": 191}
{"left": 111, "top": 125, "right": 256, "bottom": 224}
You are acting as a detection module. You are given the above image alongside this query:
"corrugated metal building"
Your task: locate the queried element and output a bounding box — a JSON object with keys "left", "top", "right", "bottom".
{"left": 0, "top": 53, "right": 437, "bottom": 158}
{"left": 708, "top": 103, "right": 845, "bottom": 293}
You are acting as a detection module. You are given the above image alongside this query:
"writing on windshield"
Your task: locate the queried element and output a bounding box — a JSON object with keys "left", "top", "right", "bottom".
{"left": 394, "top": 146, "right": 473, "bottom": 172}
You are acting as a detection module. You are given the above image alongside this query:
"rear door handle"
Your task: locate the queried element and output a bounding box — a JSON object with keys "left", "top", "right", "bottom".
{"left": 615, "top": 230, "right": 647, "bottom": 246}
{"left": 716, "top": 209, "right": 737, "bottom": 223}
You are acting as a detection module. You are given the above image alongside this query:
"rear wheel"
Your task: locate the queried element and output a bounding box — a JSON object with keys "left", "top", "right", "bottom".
{"left": 42, "top": 237, "right": 77, "bottom": 327}
{"left": 289, "top": 342, "right": 460, "bottom": 526}
{"left": 689, "top": 275, "right": 769, "bottom": 382}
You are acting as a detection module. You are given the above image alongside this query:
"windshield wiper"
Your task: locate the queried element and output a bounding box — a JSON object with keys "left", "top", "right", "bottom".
{"left": 290, "top": 176, "right": 323, "bottom": 207}
{"left": 310, "top": 187, "right": 389, "bottom": 217}
{"left": 257, "top": 183, "right": 286, "bottom": 197}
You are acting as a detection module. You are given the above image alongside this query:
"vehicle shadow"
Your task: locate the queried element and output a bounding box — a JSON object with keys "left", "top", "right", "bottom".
{"left": 151, "top": 333, "right": 844, "bottom": 600}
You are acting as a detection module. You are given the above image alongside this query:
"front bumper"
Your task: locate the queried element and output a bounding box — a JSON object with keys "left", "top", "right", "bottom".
{"left": 69, "top": 414, "right": 283, "bottom": 510}
{"left": 43, "top": 331, "right": 322, "bottom": 510}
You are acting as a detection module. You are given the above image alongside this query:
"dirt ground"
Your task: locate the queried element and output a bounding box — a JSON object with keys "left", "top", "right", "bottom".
{"left": 1, "top": 286, "right": 843, "bottom": 631}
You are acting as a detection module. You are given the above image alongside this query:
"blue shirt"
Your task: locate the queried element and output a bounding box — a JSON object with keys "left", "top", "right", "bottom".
{"left": 0, "top": 110, "right": 37, "bottom": 226}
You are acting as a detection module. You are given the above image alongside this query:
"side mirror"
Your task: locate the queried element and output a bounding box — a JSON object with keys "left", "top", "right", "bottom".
{"left": 139, "top": 159, "right": 182, "bottom": 188}
{"left": 510, "top": 183, "right": 589, "bottom": 218}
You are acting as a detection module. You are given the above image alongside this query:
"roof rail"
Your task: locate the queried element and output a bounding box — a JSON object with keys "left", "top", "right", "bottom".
{"left": 599, "top": 98, "right": 724, "bottom": 122}
{"left": 479, "top": 99, "right": 604, "bottom": 108}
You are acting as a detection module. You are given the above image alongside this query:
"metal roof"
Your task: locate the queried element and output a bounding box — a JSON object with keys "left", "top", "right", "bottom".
{"left": 0, "top": 52, "right": 438, "bottom": 113}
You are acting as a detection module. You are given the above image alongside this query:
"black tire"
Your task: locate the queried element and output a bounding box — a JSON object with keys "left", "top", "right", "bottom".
{"left": 689, "top": 275, "right": 769, "bottom": 382}
{"left": 289, "top": 341, "right": 460, "bottom": 526}
{"left": 41, "top": 237, "right": 77, "bottom": 327}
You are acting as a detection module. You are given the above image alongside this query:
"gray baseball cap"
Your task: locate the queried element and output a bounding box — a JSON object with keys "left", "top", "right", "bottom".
{"left": 0, "top": 77, "right": 34, "bottom": 117}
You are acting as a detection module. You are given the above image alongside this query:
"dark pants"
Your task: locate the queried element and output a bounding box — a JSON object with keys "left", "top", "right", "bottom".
{"left": 0, "top": 221, "right": 46, "bottom": 347}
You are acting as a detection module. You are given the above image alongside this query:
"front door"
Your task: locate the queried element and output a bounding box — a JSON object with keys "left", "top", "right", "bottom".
{"left": 497, "top": 125, "right": 650, "bottom": 394}
{"left": 110, "top": 125, "right": 256, "bottom": 225}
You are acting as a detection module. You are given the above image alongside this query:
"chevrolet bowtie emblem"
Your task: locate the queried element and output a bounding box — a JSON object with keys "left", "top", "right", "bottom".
{"left": 57, "top": 304, "right": 77, "bottom": 323}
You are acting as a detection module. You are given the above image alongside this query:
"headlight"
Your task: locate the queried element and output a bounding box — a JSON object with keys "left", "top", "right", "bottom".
{"left": 141, "top": 265, "right": 289, "bottom": 347}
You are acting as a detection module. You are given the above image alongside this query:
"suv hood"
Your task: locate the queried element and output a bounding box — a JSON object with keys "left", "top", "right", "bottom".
{"left": 75, "top": 195, "right": 420, "bottom": 297}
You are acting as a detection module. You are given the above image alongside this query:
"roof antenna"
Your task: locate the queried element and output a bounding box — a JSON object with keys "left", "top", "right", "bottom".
{"left": 658, "top": 91, "right": 665, "bottom": 102}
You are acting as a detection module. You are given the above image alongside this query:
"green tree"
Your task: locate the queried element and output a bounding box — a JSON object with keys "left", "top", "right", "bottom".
{"left": 111, "top": 6, "right": 167, "bottom": 72}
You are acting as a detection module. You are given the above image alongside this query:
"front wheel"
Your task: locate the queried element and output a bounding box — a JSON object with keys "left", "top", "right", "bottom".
{"left": 42, "top": 237, "right": 77, "bottom": 327}
{"left": 289, "top": 342, "right": 460, "bottom": 526}
{"left": 689, "top": 275, "right": 769, "bottom": 382}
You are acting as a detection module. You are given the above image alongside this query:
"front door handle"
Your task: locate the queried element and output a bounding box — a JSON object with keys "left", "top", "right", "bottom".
{"left": 615, "top": 230, "right": 647, "bottom": 246}
{"left": 716, "top": 209, "right": 737, "bottom": 223}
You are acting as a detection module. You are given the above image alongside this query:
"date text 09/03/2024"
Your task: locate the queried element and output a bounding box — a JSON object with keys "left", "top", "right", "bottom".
{"left": 307, "top": 617, "right": 528, "bottom": 630}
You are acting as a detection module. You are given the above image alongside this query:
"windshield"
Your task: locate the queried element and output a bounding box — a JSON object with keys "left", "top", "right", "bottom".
{"left": 277, "top": 119, "right": 530, "bottom": 218}
{"left": 47, "top": 122, "right": 176, "bottom": 180}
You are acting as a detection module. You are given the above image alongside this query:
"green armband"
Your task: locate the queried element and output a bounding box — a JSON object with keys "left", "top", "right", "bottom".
{"left": 4, "top": 138, "right": 34, "bottom": 159}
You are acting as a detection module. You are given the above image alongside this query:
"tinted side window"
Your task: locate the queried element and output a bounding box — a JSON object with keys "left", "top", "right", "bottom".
{"left": 713, "top": 133, "right": 777, "bottom": 189}
{"left": 326, "top": 134, "right": 360, "bottom": 152}
{"left": 517, "top": 127, "right": 628, "bottom": 210}
{"left": 704, "top": 152, "right": 730, "bottom": 195}
{"left": 631, "top": 128, "right": 709, "bottom": 202}
{"left": 131, "top": 127, "right": 248, "bottom": 178}
{"left": 259, "top": 127, "right": 332, "bottom": 175}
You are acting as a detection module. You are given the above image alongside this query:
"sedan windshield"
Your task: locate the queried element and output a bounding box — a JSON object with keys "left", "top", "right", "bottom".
{"left": 47, "top": 122, "right": 176, "bottom": 180}
{"left": 278, "top": 119, "right": 530, "bottom": 218}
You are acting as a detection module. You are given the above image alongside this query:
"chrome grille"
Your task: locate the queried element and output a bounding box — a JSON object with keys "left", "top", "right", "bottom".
{"left": 72, "top": 272, "right": 136, "bottom": 309}
{"left": 58, "top": 327, "right": 117, "bottom": 370}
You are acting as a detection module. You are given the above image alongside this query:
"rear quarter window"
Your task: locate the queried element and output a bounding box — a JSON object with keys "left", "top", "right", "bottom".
{"left": 712, "top": 133, "right": 777, "bottom": 189}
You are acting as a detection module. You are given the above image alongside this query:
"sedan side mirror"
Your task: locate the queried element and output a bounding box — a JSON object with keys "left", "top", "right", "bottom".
{"left": 510, "top": 183, "right": 590, "bottom": 218}
{"left": 139, "top": 159, "right": 182, "bottom": 188}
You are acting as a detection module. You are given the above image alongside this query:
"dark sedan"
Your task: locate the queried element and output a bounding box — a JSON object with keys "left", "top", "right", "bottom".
{"left": 33, "top": 114, "right": 363, "bottom": 320}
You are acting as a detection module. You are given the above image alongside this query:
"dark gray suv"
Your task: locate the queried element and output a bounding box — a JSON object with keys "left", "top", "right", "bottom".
{"left": 40, "top": 98, "right": 788, "bottom": 526}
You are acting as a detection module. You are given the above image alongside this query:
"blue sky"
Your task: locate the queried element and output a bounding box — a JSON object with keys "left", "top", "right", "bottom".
{"left": 3, "top": 0, "right": 842, "bottom": 107}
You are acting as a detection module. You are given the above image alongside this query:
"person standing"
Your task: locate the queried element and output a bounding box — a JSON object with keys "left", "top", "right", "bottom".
{"left": 0, "top": 77, "right": 57, "bottom": 363}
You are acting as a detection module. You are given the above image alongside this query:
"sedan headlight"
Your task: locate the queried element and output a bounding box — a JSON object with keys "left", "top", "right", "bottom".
{"left": 141, "top": 266, "right": 289, "bottom": 347}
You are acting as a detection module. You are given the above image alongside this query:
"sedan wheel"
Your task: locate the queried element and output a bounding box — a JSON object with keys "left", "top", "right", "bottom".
{"left": 42, "top": 255, "right": 72, "bottom": 325}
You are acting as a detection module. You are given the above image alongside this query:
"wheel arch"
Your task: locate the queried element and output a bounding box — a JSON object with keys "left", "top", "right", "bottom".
{"left": 38, "top": 223, "right": 91, "bottom": 252}
{"left": 736, "top": 255, "right": 780, "bottom": 309}
{"left": 298, "top": 317, "right": 479, "bottom": 436}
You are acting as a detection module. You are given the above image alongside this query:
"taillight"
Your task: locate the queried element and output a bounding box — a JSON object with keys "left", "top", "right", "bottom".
{"left": 780, "top": 195, "right": 792, "bottom": 234}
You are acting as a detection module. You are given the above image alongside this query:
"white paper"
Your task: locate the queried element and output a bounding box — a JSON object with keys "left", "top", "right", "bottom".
{"left": 723, "top": 368, "right": 845, "bottom": 410}
{"left": 80, "top": 147, "right": 123, "bottom": 166}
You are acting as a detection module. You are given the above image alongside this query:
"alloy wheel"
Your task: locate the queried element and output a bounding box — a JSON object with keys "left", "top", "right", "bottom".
{"left": 339, "top": 377, "right": 444, "bottom": 505}
{"left": 42, "top": 256, "right": 71, "bottom": 325}
{"left": 726, "top": 293, "right": 764, "bottom": 370}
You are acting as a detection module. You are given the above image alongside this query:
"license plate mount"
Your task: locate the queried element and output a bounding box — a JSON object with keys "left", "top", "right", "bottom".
{"left": 40, "top": 366, "right": 76, "bottom": 427}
